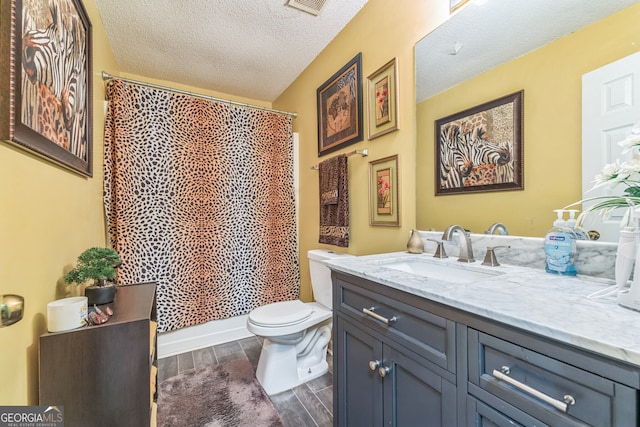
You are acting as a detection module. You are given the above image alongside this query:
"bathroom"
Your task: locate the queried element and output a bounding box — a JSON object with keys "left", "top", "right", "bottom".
{"left": 2, "top": 0, "right": 640, "bottom": 425}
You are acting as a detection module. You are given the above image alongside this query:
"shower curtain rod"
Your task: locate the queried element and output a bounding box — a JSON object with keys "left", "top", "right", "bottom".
{"left": 101, "top": 71, "right": 297, "bottom": 118}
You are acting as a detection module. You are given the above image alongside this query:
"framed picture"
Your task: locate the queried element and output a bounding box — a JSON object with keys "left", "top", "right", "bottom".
{"left": 369, "top": 155, "right": 400, "bottom": 226}
{"left": 450, "top": 0, "right": 470, "bottom": 13}
{"left": 367, "top": 57, "right": 399, "bottom": 140}
{"left": 0, "top": 0, "right": 93, "bottom": 176}
{"left": 317, "top": 53, "right": 363, "bottom": 156}
{"left": 435, "top": 90, "right": 524, "bottom": 196}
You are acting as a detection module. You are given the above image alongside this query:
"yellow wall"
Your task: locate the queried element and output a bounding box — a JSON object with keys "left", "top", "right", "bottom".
{"left": 416, "top": 3, "right": 640, "bottom": 237}
{"left": 0, "top": 0, "right": 118, "bottom": 404}
{"left": 273, "top": 0, "right": 449, "bottom": 302}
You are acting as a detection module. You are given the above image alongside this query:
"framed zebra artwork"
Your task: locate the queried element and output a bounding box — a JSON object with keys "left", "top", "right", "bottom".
{"left": 434, "top": 90, "right": 524, "bottom": 196}
{"left": 0, "top": 0, "right": 93, "bottom": 176}
{"left": 316, "top": 53, "right": 363, "bottom": 157}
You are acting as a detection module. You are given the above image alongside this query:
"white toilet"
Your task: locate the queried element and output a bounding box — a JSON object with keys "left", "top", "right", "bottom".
{"left": 247, "top": 249, "right": 352, "bottom": 395}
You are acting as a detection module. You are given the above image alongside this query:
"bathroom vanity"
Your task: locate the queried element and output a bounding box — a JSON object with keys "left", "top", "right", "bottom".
{"left": 329, "top": 253, "right": 640, "bottom": 426}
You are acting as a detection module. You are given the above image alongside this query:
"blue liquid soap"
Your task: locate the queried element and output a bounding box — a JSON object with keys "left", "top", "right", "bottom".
{"left": 544, "top": 210, "right": 577, "bottom": 276}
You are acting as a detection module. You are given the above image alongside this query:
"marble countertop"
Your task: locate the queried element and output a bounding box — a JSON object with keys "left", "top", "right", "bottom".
{"left": 326, "top": 251, "right": 640, "bottom": 367}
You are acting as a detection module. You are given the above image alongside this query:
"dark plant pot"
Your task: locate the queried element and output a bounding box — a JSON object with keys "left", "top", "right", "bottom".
{"left": 85, "top": 285, "right": 117, "bottom": 306}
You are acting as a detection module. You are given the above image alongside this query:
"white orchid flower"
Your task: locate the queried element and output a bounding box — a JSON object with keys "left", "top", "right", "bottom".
{"left": 592, "top": 160, "right": 622, "bottom": 187}
{"left": 574, "top": 121, "right": 640, "bottom": 226}
{"left": 619, "top": 132, "right": 640, "bottom": 154}
{"left": 620, "top": 156, "right": 640, "bottom": 175}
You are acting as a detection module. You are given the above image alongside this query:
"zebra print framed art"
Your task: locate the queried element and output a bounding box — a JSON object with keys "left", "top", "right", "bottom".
{"left": 317, "top": 53, "right": 363, "bottom": 157}
{"left": 435, "top": 90, "right": 524, "bottom": 196}
{"left": 0, "top": 0, "right": 93, "bottom": 176}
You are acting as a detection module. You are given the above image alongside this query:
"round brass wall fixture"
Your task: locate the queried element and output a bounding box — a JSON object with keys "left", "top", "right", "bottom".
{"left": 1, "top": 294, "right": 24, "bottom": 327}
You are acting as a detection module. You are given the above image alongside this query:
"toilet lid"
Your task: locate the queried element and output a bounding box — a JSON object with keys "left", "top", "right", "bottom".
{"left": 249, "top": 300, "right": 313, "bottom": 327}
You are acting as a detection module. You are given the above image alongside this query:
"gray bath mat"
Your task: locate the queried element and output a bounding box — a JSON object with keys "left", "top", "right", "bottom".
{"left": 157, "top": 358, "right": 284, "bottom": 427}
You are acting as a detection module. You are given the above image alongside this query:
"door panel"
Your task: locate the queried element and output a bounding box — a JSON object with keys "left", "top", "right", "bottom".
{"left": 335, "top": 317, "right": 382, "bottom": 427}
{"left": 384, "top": 345, "right": 457, "bottom": 427}
{"left": 582, "top": 51, "right": 640, "bottom": 241}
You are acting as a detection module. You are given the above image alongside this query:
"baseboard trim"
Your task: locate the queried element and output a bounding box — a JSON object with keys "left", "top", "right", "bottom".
{"left": 158, "top": 314, "right": 253, "bottom": 358}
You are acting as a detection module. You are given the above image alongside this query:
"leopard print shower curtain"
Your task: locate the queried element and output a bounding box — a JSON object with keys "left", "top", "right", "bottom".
{"left": 103, "top": 80, "right": 299, "bottom": 333}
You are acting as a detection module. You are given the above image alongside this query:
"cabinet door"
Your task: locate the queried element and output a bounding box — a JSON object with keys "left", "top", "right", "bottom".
{"left": 382, "top": 344, "right": 457, "bottom": 427}
{"left": 335, "top": 316, "right": 383, "bottom": 427}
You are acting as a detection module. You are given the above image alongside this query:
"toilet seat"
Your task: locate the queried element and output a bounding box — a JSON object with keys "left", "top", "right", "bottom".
{"left": 249, "top": 300, "right": 313, "bottom": 327}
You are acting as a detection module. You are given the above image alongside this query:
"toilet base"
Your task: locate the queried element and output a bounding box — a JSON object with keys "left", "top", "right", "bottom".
{"left": 254, "top": 322, "right": 331, "bottom": 395}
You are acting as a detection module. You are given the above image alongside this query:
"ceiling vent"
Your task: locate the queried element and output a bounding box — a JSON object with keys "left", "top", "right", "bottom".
{"left": 286, "top": 0, "right": 328, "bottom": 16}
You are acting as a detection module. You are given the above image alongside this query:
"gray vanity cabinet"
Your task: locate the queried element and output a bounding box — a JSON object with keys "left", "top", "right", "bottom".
{"left": 467, "top": 328, "right": 638, "bottom": 427}
{"left": 332, "top": 271, "right": 640, "bottom": 427}
{"left": 333, "top": 273, "right": 458, "bottom": 427}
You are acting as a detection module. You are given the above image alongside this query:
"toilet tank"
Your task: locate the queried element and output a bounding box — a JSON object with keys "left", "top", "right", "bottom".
{"left": 308, "top": 249, "right": 353, "bottom": 309}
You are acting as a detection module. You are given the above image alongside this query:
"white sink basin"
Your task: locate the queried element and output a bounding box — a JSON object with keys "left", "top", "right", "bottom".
{"left": 382, "top": 259, "right": 504, "bottom": 284}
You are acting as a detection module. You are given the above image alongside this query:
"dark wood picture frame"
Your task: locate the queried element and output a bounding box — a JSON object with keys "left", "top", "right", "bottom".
{"left": 435, "top": 90, "right": 523, "bottom": 196}
{"left": 0, "top": 0, "right": 93, "bottom": 177}
{"left": 317, "top": 53, "right": 363, "bottom": 157}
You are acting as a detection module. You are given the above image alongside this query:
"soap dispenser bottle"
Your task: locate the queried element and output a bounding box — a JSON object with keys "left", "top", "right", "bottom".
{"left": 544, "top": 210, "right": 577, "bottom": 276}
{"left": 615, "top": 207, "right": 640, "bottom": 289}
{"left": 566, "top": 210, "right": 588, "bottom": 240}
{"left": 615, "top": 226, "right": 639, "bottom": 289}
{"left": 618, "top": 213, "right": 640, "bottom": 311}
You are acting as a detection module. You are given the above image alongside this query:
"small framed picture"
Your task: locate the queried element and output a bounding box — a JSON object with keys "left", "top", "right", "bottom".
{"left": 316, "top": 53, "right": 363, "bottom": 156}
{"left": 367, "top": 58, "right": 399, "bottom": 140}
{"left": 369, "top": 155, "right": 400, "bottom": 227}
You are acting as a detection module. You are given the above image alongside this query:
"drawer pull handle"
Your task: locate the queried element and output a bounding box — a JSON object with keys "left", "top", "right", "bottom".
{"left": 492, "top": 368, "right": 576, "bottom": 413}
{"left": 369, "top": 360, "right": 381, "bottom": 371}
{"left": 362, "top": 307, "right": 397, "bottom": 325}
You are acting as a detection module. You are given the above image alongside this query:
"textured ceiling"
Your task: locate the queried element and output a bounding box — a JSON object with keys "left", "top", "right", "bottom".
{"left": 416, "top": 0, "right": 640, "bottom": 103}
{"left": 95, "top": 0, "right": 368, "bottom": 102}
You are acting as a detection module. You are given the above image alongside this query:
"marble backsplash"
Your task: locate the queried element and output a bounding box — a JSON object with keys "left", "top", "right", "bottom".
{"left": 416, "top": 230, "right": 618, "bottom": 280}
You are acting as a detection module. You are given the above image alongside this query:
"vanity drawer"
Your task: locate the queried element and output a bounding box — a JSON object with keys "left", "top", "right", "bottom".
{"left": 335, "top": 276, "right": 456, "bottom": 373}
{"left": 467, "top": 396, "right": 549, "bottom": 427}
{"left": 468, "top": 329, "right": 637, "bottom": 427}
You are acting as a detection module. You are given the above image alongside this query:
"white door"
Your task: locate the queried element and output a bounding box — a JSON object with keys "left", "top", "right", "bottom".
{"left": 582, "top": 51, "right": 640, "bottom": 242}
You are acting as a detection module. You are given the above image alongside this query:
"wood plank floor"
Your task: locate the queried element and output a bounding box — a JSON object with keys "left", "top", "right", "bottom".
{"left": 158, "top": 336, "right": 333, "bottom": 427}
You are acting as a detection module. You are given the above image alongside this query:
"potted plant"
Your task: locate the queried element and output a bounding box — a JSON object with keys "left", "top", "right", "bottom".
{"left": 65, "top": 247, "right": 122, "bottom": 305}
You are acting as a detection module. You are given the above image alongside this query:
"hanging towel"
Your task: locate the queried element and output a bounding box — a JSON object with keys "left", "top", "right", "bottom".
{"left": 318, "top": 154, "right": 349, "bottom": 247}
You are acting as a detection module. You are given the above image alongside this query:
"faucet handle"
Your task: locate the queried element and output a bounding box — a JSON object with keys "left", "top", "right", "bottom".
{"left": 482, "top": 245, "right": 511, "bottom": 266}
{"left": 426, "top": 239, "right": 448, "bottom": 259}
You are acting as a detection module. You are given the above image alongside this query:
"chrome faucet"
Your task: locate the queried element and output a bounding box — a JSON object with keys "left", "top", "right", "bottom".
{"left": 441, "top": 225, "right": 475, "bottom": 263}
{"left": 485, "top": 223, "right": 508, "bottom": 235}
